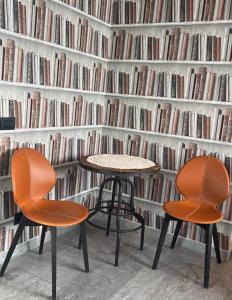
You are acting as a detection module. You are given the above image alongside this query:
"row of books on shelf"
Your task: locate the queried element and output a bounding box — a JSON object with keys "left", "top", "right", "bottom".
{"left": 2, "top": 93, "right": 232, "bottom": 139}
{"left": 105, "top": 99, "right": 232, "bottom": 142}
{"left": 58, "top": 0, "right": 112, "bottom": 23}
{"left": 58, "top": 0, "right": 232, "bottom": 24}
{"left": 112, "top": 27, "right": 232, "bottom": 61}
{"left": 47, "top": 166, "right": 98, "bottom": 200}
{"left": 0, "top": 1, "right": 111, "bottom": 58}
{"left": 0, "top": 93, "right": 104, "bottom": 128}
{"left": 0, "top": 39, "right": 107, "bottom": 90}
{"left": 0, "top": 130, "right": 102, "bottom": 176}
{"left": 0, "top": 39, "right": 231, "bottom": 101}
{"left": 2, "top": 0, "right": 232, "bottom": 62}
{"left": 112, "top": 0, "right": 232, "bottom": 24}
{"left": 99, "top": 133, "right": 232, "bottom": 180}
{"left": 5, "top": 90, "right": 232, "bottom": 138}
{"left": 82, "top": 194, "right": 231, "bottom": 251}
{"left": 126, "top": 66, "right": 231, "bottom": 101}
{"left": 1, "top": 131, "right": 232, "bottom": 179}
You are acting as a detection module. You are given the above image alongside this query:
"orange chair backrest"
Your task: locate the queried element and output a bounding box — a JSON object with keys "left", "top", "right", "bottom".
{"left": 176, "top": 156, "right": 230, "bottom": 205}
{"left": 11, "top": 148, "right": 56, "bottom": 208}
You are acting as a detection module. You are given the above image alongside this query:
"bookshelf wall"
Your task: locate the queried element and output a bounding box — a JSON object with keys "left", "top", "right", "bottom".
{"left": 0, "top": 0, "right": 232, "bottom": 261}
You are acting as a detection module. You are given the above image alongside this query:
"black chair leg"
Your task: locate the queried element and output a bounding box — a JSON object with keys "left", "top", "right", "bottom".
{"left": 50, "top": 227, "right": 57, "bottom": 300}
{"left": 39, "top": 226, "right": 47, "bottom": 255}
{"left": 204, "top": 224, "right": 213, "bottom": 288}
{"left": 0, "top": 216, "right": 26, "bottom": 276}
{"left": 106, "top": 179, "right": 117, "bottom": 236}
{"left": 115, "top": 179, "right": 122, "bottom": 267}
{"left": 140, "top": 218, "right": 145, "bottom": 251}
{"left": 80, "top": 222, "right": 89, "bottom": 272}
{"left": 78, "top": 209, "right": 97, "bottom": 250}
{"left": 213, "top": 224, "right": 221, "bottom": 264}
{"left": 152, "top": 214, "right": 170, "bottom": 270}
{"left": 78, "top": 227, "right": 82, "bottom": 250}
{"left": 171, "top": 220, "right": 182, "bottom": 249}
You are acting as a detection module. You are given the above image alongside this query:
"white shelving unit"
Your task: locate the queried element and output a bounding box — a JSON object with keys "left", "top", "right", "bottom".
{"left": 0, "top": 0, "right": 232, "bottom": 257}
{"left": 110, "top": 20, "right": 232, "bottom": 29}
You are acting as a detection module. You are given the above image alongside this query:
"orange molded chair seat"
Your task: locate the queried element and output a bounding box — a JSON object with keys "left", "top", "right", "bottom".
{"left": 164, "top": 199, "right": 223, "bottom": 224}
{"left": 22, "top": 198, "right": 88, "bottom": 227}
{"left": 10, "top": 148, "right": 89, "bottom": 227}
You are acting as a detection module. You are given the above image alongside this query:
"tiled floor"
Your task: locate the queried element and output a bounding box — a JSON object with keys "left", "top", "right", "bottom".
{"left": 0, "top": 220, "right": 232, "bottom": 300}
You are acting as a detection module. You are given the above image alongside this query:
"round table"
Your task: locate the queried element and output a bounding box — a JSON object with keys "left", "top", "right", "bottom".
{"left": 79, "top": 154, "right": 160, "bottom": 266}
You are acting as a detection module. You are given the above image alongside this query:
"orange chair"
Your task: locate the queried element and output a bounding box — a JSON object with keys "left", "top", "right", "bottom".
{"left": 0, "top": 148, "right": 89, "bottom": 299}
{"left": 152, "top": 156, "right": 230, "bottom": 288}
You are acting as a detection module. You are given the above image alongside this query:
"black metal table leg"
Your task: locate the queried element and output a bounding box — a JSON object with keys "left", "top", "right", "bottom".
{"left": 106, "top": 179, "right": 117, "bottom": 236}
{"left": 78, "top": 209, "right": 97, "bottom": 250}
{"left": 80, "top": 175, "right": 145, "bottom": 266}
{"left": 133, "top": 212, "right": 145, "bottom": 250}
{"left": 171, "top": 220, "right": 182, "bottom": 249}
{"left": 0, "top": 216, "right": 26, "bottom": 276}
{"left": 50, "top": 227, "right": 57, "bottom": 300}
{"left": 115, "top": 179, "right": 122, "bottom": 267}
{"left": 152, "top": 214, "right": 171, "bottom": 270}
{"left": 140, "top": 218, "right": 145, "bottom": 251}
{"left": 80, "top": 222, "right": 89, "bottom": 272}
{"left": 39, "top": 225, "right": 47, "bottom": 255}
{"left": 122, "top": 178, "right": 135, "bottom": 210}
{"left": 78, "top": 177, "right": 114, "bottom": 249}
